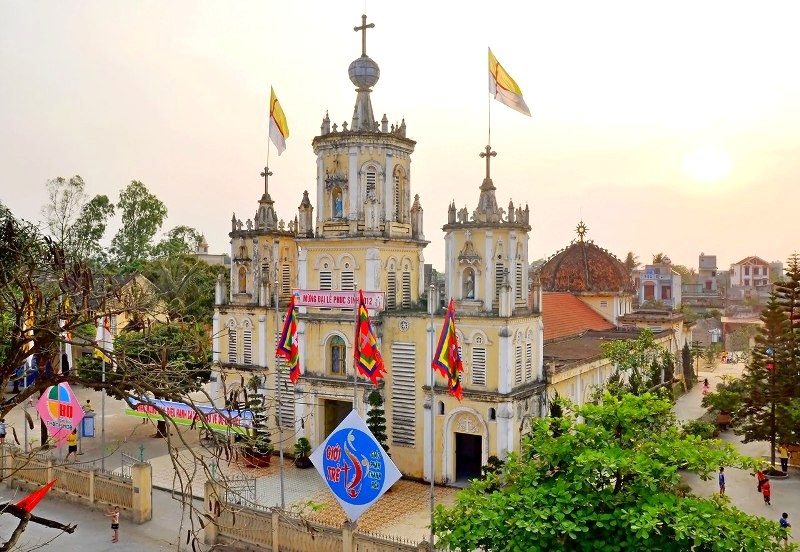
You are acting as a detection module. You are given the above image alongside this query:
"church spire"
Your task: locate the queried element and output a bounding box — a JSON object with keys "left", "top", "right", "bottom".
{"left": 473, "top": 145, "right": 502, "bottom": 223}
{"left": 348, "top": 14, "right": 380, "bottom": 132}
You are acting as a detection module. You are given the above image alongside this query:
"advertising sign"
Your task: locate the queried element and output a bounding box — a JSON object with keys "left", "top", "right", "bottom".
{"left": 36, "top": 383, "right": 84, "bottom": 447}
{"left": 309, "top": 410, "right": 401, "bottom": 522}
{"left": 293, "top": 289, "right": 385, "bottom": 311}
{"left": 126, "top": 398, "right": 253, "bottom": 434}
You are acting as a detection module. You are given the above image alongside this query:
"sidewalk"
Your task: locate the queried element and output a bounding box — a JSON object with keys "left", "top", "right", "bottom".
{"left": 678, "top": 363, "right": 798, "bottom": 544}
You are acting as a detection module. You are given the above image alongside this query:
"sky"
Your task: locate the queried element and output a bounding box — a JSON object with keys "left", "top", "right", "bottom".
{"left": 1, "top": 1, "right": 799, "bottom": 272}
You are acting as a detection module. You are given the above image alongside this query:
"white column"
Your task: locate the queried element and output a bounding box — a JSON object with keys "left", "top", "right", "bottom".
{"left": 258, "top": 315, "right": 267, "bottom": 368}
{"left": 497, "top": 403, "right": 513, "bottom": 459}
{"left": 498, "top": 328, "right": 512, "bottom": 393}
{"left": 348, "top": 148, "right": 359, "bottom": 220}
{"left": 484, "top": 231, "right": 493, "bottom": 311}
{"left": 316, "top": 155, "right": 325, "bottom": 223}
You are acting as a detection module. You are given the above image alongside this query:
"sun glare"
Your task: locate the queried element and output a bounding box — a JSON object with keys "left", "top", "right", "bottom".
{"left": 682, "top": 147, "right": 732, "bottom": 183}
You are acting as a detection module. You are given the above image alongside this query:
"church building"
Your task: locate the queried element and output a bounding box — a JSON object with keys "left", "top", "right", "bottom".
{"left": 212, "top": 16, "right": 545, "bottom": 483}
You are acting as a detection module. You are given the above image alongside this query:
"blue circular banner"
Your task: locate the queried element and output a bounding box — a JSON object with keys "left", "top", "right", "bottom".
{"left": 321, "top": 428, "right": 385, "bottom": 506}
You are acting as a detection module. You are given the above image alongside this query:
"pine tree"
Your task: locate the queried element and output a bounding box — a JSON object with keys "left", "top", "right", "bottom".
{"left": 682, "top": 342, "right": 695, "bottom": 389}
{"left": 366, "top": 389, "right": 390, "bottom": 456}
{"left": 737, "top": 293, "right": 792, "bottom": 467}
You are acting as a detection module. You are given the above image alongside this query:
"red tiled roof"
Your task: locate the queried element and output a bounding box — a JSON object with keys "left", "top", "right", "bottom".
{"left": 733, "top": 255, "right": 769, "bottom": 266}
{"left": 542, "top": 292, "right": 614, "bottom": 341}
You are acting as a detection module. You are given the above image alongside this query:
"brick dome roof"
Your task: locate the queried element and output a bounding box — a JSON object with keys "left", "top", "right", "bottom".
{"left": 538, "top": 222, "right": 633, "bottom": 293}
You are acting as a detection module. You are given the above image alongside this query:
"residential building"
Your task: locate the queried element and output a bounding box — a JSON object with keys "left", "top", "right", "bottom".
{"left": 633, "top": 258, "right": 682, "bottom": 309}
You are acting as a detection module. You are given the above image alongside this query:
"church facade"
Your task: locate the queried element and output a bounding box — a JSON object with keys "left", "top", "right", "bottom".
{"left": 211, "top": 17, "right": 546, "bottom": 483}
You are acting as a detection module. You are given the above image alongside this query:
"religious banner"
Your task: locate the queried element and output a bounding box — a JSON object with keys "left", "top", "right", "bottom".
{"left": 36, "top": 383, "right": 84, "bottom": 447}
{"left": 309, "top": 410, "right": 401, "bottom": 523}
{"left": 293, "top": 289, "right": 385, "bottom": 311}
{"left": 125, "top": 398, "right": 254, "bottom": 435}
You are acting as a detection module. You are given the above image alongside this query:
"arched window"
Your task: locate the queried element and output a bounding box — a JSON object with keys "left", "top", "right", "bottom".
{"left": 329, "top": 336, "right": 346, "bottom": 376}
{"left": 437, "top": 401, "right": 445, "bottom": 415}
{"left": 238, "top": 266, "right": 247, "bottom": 293}
{"left": 488, "top": 407, "right": 497, "bottom": 421}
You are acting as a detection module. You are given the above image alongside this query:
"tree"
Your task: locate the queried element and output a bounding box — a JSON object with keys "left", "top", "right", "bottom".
{"left": 242, "top": 375, "right": 273, "bottom": 463}
{"left": 141, "top": 255, "right": 225, "bottom": 325}
{"left": 652, "top": 252, "right": 669, "bottom": 264}
{"left": 110, "top": 180, "right": 167, "bottom": 270}
{"left": 152, "top": 225, "right": 203, "bottom": 259}
{"left": 623, "top": 251, "right": 639, "bottom": 273}
{"left": 432, "top": 393, "right": 790, "bottom": 551}
{"left": 601, "top": 329, "right": 674, "bottom": 396}
{"left": 366, "top": 389, "right": 390, "bottom": 456}
{"left": 681, "top": 342, "right": 695, "bottom": 390}
{"left": 41, "top": 176, "right": 87, "bottom": 247}
{"left": 735, "top": 293, "right": 795, "bottom": 468}
{"left": 71, "top": 194, "right": 115, "bottom": 264}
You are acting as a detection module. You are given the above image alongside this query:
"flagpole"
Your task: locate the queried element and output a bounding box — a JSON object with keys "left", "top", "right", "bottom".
{"left": 274, "top": 272, "right": 286, "bottom": 509}
{"left": 101, "top": 356, "right": 105, "bottom": 471}
{"left": 353, "top": 285, "right": 359, "bottom": 411}
{"left": 428, "top": 284, "right": 436, "bottom": 550}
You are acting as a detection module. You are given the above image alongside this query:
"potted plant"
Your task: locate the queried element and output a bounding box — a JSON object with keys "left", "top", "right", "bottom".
{"left": 294, "top": 437, "right": 312, "bottom": 468}
{"left": 241, "top": 375, "right": 273, "bottom": 468}
{"left": 701, "top": 389, "right": 741, "bottom": 430}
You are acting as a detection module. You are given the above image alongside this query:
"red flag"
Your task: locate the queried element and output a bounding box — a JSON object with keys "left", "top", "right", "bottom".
{"left": 354, "top": 290, "right": 386, "bottom": 387}
{"left": 276, "top": 297, "right": 301, "bottom": 383}
{"left": 432, "top": 299, "right": 464, "bottom": 400}
{"left": 15, "top": 479, "right": 55, "bottom": 512}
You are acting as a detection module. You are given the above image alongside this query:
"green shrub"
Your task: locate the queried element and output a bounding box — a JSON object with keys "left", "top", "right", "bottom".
{"left": 682, "top": 420, "right": 716, "bottom": 440}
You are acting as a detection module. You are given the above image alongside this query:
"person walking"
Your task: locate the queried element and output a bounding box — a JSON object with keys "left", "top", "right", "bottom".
{"left": 0, "top": 419, "right": 7, "bottom": 444}
{"left": 780, "top": 513, "right": 791, "bottom": 547}
{"left": 762, "top": 477, "right": 771, "bottom": 505}
{"left": 779, "top": 444, "right": 791, "bottom": 473}
{"left": 105, "top": 505, "right": 120, "bottom": 543}
{"left": 703, "top": 378, "right": 710, "bottom": 396}
{"left": 753, "top": 468, "right": 766, "bottom": 493}
{"left": 718, "top": 466, "right": 726, "bottom": 495}
{"left": 65, "top": 429, "right": 78, "bottom": 462}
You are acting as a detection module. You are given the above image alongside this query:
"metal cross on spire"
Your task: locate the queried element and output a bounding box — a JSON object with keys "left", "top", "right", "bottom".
{"left": 479, "top": 145, "right": 497, "bottom": 180}
{"left": 261, "top": 166, "right": 273, "bottom": 196}
{"left": 354, "top": 14, "right": 375, "bottom": 56}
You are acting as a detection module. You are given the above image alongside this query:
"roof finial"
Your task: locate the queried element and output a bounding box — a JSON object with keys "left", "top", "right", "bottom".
{"left": 480, "top": 144, "right": 497, "bottom": 180}
{"left": 354, "top": 14, "right": 374, "bottom": 57}
{"left": 576, "top": 220, "right": 588, "bottom": 241}
{"left": 260, "top": 166, "right": 273, "bottom": 197}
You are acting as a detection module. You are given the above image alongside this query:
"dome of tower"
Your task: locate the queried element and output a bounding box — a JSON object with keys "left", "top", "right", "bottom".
{"left": 537, "top": 222, "right": 634, "bottom": 293}
{"left": 348, "top": 56, "right": 380, "bottom": 89}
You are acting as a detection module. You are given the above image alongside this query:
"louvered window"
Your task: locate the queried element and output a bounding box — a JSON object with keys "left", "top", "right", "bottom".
{"left": 393, "top": 172, "right": 401, "bottom": 221}
{"left": 281, "top": 265, "right": 291, "bottom": 294}
{"left": 273, "top": 331, "right": 295, "bottom": 428}
{"left": 391, "top": 342, "right": 416, "bottom": 446}
{"left": 402, "top": 272, "right": 412, "bottom": 308}
{"left": 471, "top": 348, "right": 486, "bottom": 386}
{"left": 515, "top": 344, "right": 523, "bottom": 385}
{"left": 243, "top": 329, "right": 253, "bottom": 365}
{"left": 386, "top": 272, "right": 397, "bottom": 310}
{"left": 495, "top": 262, "right": 505, "bottom": 303}
{"left": 341, "top": 271, "right": 355, "bottom": 291}
{"left": 227, "top": 329, "right": 237, "bottom": 364}
{"left": 320, "top": 271, "right": 332, "bottom": 290}
{"left": 525, "top": 342, "right": 533, "bottom": 381}
{"left": 366, "top": 171, "right": 376, "bottom": 199}
{"left": 515, "top": 261, "right": 524, "bottom": 303}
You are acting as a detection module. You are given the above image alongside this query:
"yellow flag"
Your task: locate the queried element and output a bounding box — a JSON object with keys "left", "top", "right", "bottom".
{"left": 488, "top": 48, "right": 531, "bottom": 117}
{"left": 269, "top": 86, "right": 290, "bottom": 155}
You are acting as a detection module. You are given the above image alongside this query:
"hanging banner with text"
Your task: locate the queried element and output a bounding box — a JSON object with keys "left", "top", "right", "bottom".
{"left": 126, "top": 398, "right": 253, "bottom": 435}
{"left": 293, "top": 289, "right": 385, "bottom": 311}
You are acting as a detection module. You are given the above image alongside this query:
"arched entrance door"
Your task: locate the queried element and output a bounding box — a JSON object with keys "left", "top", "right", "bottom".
{"left": 444, "top": 408, "right": 488, "bottom": 484}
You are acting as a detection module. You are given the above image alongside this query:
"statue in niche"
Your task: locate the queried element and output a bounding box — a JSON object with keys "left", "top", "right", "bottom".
{"left": 333, "top": 189, "right": 343, "bottom": 218}
{"left": 463, "top": 269, "right": 475, "bottom": 299}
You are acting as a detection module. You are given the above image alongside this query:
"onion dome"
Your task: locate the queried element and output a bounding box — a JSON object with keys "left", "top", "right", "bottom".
{"left": 538, "top": 221, "right": 633, "bottom": 293}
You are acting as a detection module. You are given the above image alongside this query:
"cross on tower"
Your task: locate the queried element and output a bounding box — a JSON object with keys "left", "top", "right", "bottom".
{"left": 354, "top": 14, "right": 375, "bottom": 57}
{"left": 261, "top": 166, "right": 273, "bottom": 196}
{"left": 479, "top": 145, "right": 497, "bottom": 180}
